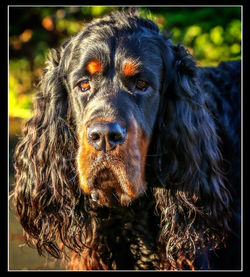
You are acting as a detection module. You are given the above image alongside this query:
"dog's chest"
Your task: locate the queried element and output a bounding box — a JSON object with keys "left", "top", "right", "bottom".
{"left": 98, "top": 202, "right": 160, "bottom": 269}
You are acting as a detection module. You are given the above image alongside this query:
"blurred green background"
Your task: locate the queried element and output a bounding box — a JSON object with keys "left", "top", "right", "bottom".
{"left": 9, "top": 6, "right": 241, "bottom": 270}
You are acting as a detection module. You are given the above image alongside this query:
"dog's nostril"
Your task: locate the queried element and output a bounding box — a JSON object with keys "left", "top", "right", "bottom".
{"left": 90, "top": 132, "right": 100, "bottom": 141}
{"left": 109, "top": 132, "right": 123, "bottom": 143}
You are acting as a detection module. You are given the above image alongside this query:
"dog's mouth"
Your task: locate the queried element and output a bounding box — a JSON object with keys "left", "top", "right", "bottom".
{"left": 78, "top": 148, "right": 147, "bottom": 207}
{"left": 84, "top": 153, "right": 144, "bottom": 207}
{"left": 89, "top": 167, "right": 128, "bottom": 207}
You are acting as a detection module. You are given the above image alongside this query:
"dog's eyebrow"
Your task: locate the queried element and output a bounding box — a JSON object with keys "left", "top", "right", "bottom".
{"left": 122, "top": 59, "right": 141, "bottom": 76}
{"left": 86, "top": 60, "right": 103, "bottom": 75}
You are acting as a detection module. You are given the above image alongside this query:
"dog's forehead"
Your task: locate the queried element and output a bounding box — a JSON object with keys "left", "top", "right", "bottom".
{"left": 76, "top": 26, "right": 163, "bottom": 63}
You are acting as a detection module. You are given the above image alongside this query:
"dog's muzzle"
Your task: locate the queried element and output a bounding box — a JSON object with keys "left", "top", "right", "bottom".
{"left": 77, "top": 116, "right": 149, "bottom": 207}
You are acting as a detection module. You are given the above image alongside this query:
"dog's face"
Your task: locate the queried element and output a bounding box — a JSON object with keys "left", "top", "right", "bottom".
{"left": 61, "top": 19, "right": 165, "bottom": 207}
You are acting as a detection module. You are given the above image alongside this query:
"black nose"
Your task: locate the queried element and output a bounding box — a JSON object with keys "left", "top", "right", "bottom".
{"left": 87, "top": 122, "right": 126, "bottom": 151}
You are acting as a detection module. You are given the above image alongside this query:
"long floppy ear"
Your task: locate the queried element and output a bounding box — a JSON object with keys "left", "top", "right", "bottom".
{"left": 153, "top": 43, "right": 232, "bottom": 269}
{"left": 13, "top": 45, "right": 86, "bottom": 258}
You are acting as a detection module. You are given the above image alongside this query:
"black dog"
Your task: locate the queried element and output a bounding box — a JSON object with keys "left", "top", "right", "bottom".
{"left": 13, "top": 9, "right": 241, "bottom": 270}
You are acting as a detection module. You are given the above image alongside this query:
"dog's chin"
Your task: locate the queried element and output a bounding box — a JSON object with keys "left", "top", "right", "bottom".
{"left": 87, "top": 167, "right": 143, "bottom": 208}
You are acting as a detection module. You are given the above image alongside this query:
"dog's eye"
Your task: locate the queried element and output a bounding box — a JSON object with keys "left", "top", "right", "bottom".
{"left": 135, "top": 80, "right": 149, "bottom": 91}
{"left": 78, "top": 80, "right": 91, "bottom": 92}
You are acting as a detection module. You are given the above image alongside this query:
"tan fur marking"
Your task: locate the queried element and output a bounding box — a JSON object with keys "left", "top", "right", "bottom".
{"left": 86, "top": 60, "right": 103, "bottom": 75}
{"left": 122, "top": 61, "right": 139, "bottom": 76}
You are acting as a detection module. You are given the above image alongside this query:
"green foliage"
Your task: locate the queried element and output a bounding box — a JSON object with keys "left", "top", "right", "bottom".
{"left": 9, "top": 6, "right": 241, "bottom": 120}
{"left": 147, "top": 7, "right": 241, "bottom": 65}
{"left": 9, "top": 58, "right": 35, "bottom": 119}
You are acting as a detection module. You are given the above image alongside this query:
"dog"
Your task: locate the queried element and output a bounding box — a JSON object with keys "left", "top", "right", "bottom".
{"left": 13, "top": 8, "right": 241, "bottom": 270}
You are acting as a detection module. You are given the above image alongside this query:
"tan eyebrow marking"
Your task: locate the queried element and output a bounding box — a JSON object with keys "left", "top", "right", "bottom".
{"left": 122, "top": 60, "right": 140, "bottom": 76}
{"left": 86, "top": 60, "right": 103, "bottom": 75}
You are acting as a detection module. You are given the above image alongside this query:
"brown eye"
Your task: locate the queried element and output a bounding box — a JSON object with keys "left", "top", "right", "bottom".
{"left": 135, "top": 79, "right": 148, "bottom": 91}
{"left": 78, "top": 80, "right": 91, "bottom": 92}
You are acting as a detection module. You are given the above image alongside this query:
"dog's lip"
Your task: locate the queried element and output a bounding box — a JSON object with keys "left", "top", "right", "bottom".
{"left": 93, "top": 167, "right": 120, "bottom": 188}
{"left": 89, "top": 169, "right": 125, "bottom": 206}
{"left": 84, "top": 152, "right": 147, "bottom": 206}
{"left": 87, "top": 153, "right": 122, "bottom": 185}
{"left": 86, "top": 154, "right": 136, "bottom": 206}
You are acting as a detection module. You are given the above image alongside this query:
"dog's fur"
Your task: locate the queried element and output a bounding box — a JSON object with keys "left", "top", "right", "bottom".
{"left": 13, "top": 9, "right": 241, "bottom": 270}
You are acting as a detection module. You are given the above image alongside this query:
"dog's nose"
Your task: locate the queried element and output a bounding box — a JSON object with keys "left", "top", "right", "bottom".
{"left": 87, "top": 122, "right": 126, "bottom": 151}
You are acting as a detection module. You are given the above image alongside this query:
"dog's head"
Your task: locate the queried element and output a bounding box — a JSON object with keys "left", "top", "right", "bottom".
{"left": 57, "top": 10, "right": 174, "bottom": 207}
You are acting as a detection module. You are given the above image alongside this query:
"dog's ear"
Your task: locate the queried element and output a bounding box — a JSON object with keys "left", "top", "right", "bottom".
{"left": 13, "top": 45, "right": 85, "bottom": 258}
{"left": 153, "top": 43, "right": 232, "bottom": 268}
